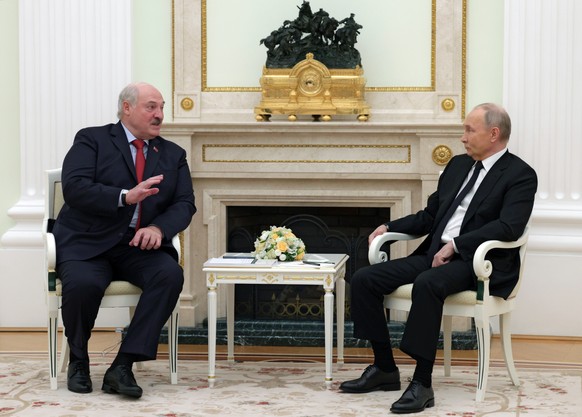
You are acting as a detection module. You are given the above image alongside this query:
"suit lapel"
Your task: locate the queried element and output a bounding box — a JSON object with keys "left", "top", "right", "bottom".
{"left": 110, "top": 123, "right": 137, "bottom": 180}
{"left": 144, "top": 137, "right": 161, "bottom": 179}
{"left": 436, "top": 157, "right": 474, "bottom": 224}
{"left": 463, "top": 152, "right": 511, "bottom": 225}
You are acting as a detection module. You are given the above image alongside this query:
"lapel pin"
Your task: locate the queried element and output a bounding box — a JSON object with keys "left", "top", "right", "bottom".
{"left": 153, "top": 146, "right": 159, "bottom": 153}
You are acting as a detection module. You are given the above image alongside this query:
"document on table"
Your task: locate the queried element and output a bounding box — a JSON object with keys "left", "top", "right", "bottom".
{"left": 203, "top": 257, "right": 277, "bottom": 267}
{"left": 221, "top": 252, "right": 255, "bottom": 259}
{"left": 275, "top": 258, "right": 336, "bottom": 268}
{"left": 300, "top": 254, "right": 336, "bottom": 267}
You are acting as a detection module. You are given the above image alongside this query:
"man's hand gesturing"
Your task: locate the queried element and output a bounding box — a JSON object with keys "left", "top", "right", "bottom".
{"left": 125, "top": 174, "right": 164, "bottom": 205}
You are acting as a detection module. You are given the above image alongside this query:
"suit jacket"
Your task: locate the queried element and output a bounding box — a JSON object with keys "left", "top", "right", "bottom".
{"left": 53, "top": 122, "right": 196, "bottom": 263}
{"left": 387, "top": 151, "right": 537, "bottom": 299}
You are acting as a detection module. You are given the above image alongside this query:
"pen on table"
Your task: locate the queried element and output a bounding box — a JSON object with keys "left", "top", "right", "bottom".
{"left": 251, "top": 259, "right": 257, "bottom": 264}
{"left": 302, "top": 260, "right": 334, "bottom": 266}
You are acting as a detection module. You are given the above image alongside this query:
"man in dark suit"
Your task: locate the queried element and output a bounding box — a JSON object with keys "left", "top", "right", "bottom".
{"left": 339, "top": 103, "right": 537, "bottom": 413}
{"left": 52, "top": 82, "right": 196, "bottom": 398}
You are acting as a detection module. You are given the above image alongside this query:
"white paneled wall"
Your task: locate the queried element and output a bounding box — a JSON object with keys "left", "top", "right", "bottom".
{"left": 503, "top": 0, "right": 582, "bottom": 336}
{"left": 2, "top": 0, "right": 131, "bottom": 248}
{"left": 505, "top": 0, "right": 582, "bottom": 214}
{"left": 0, "top": 0, "right": 132, "bottom": 327}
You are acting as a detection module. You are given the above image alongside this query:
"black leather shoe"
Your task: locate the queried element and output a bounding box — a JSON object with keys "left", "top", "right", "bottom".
{"left": 102, "top": 364, "right": 143, "bottom": 398}
{"left": 339, "top": 365, "right": 400, "bottom": 393}
{"left": 67, "top": 360, "right": 92, "bottom": 393}
{"left": 390, "top": 380, "right": 435, "bottom": 414}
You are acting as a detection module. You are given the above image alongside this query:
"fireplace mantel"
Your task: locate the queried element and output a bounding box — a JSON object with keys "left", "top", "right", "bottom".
{"left": 161, "top": 121, "right": 465, "bottom": 326}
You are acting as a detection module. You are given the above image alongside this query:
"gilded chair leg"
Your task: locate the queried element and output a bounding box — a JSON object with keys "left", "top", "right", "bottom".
{"left": 48, "top": 315, "right": 59, "bottom": 390}
{"left": 500, "top": 312, "right": 520, "bottom": 386}
{"left": 442, "top": 315, "right": 453, "bottom": 377}
{"left": 58, "top": 330, "right": 69, "bottom": 374}
{"left": 169, "top": 307, "right": 179, "bottom": 384}
{"left": 474, "top": 314, "right": 491, "bottom": 402}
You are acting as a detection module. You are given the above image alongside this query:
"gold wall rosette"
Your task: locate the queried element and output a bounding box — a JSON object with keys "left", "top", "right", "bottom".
{"left": 180, "top": 97, "right": 195, "bottom": 111}
{"left": 432, "top": 145, "right": 453, "bottom": 166}
{"left": 441, "top": 98, "right": 455, "bottom": 112}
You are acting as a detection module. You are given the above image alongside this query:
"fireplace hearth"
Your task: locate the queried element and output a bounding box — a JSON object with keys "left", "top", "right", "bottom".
{"left": 162, "top": 320, "right": 478, "bottom": 351}
{"left": 227, "top": 206, "right": 390, "bottom": 321}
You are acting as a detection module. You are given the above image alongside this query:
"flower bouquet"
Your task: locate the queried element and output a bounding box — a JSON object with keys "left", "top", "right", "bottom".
{"left": 252, "top": 226, "right": 306, "bottom": 261}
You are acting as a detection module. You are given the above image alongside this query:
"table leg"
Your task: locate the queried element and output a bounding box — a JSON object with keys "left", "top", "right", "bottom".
{"left": 336, "top": 276, "right": 345, "bottom": 366}
{"left": 227, "top": 284, "right": 235, "bottom": 363}
{"left": 324, "top": 288, "right": 334, "bottom": 388}
{"left": 207, "top": 285, "right": 217, "bottom": 388}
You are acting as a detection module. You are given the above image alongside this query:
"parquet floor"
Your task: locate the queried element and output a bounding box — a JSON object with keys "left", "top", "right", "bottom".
{"left": 1, "top": 329, "right": 581, "bottom": 369}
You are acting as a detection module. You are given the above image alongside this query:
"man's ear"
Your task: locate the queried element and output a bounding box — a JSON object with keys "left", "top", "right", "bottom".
{"left": 123, "top": 101, "right": 131, "bottom": 115}
{"left": 490, "top": 126, "right": 500, "bottom": 142}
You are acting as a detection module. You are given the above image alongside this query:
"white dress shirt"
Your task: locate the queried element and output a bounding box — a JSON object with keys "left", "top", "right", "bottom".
{"left": 119, "top": 123, "right": 149, "bottom": 228}
{"left": 442, "top": 148, "right": 508, "bottom": 249}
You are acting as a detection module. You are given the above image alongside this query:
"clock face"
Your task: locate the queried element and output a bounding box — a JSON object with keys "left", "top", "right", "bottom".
{"left": 298, "top": 69, "right": 323, "bottom": 96}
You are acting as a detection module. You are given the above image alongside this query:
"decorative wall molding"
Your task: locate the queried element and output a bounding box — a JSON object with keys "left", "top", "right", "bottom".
{"left": 173, "top": 0, "right": 467, "bottom": 122}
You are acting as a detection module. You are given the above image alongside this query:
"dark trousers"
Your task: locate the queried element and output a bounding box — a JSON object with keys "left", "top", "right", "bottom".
{"left": 57, "top": 229, "right": 183, "bottom": 362}
{"left": 350, "top": 254, "right": 474, "bottom": 362}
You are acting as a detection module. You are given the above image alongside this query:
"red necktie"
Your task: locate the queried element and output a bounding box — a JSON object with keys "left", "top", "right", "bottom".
{"left": 131, "top": 139, "right": 146, "bottom": 229}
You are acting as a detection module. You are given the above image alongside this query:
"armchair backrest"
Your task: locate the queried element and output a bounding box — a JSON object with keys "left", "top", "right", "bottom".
{"left": 43, "top": 168, "right": 63, "bottom": 234}
{"left": 43, "top": 168, "right": 63, "bottom": 292}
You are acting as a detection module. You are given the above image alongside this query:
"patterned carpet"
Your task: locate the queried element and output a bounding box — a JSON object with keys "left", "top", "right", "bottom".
{"left": 1, "top": 354, "right": 581, "bottom": 416}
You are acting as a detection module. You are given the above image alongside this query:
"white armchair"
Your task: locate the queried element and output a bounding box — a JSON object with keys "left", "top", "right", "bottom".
{"left": 43, "top": 168, "right": 181, "bottom": 389}
{"left": 368, "top": 228, "right": 529, "bottom": 402}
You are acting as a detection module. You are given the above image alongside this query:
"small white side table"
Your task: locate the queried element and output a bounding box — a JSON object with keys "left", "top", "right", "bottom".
{"left": 203, "top": 253, "right": 348, "bottom": 388}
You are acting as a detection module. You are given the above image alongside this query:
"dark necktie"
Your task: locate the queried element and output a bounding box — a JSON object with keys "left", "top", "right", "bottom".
{"left": 131, "top": 139, "right": 146, "bottom": 229}
{"left": 427, "top": 161, "right": 483, "bottom": 260}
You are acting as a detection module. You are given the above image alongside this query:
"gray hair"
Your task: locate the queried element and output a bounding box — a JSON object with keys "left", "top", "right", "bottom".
{"left": 474, "top": 103, "right": 512, "bottom": 141}
{"left": 117, "top": 83, "right": 140, "bottom": 119}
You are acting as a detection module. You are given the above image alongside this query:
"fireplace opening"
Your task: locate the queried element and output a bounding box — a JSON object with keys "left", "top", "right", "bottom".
{"left": 227, "top": 206, "right": 390, "bottom": 321}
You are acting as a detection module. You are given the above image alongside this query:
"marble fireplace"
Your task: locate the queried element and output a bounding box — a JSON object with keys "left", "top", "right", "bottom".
{"left": 161, "top": 121, "right": 468, "bottom": 335}
{"left": 162, "top": 0, "right": 471, "bottom": 341}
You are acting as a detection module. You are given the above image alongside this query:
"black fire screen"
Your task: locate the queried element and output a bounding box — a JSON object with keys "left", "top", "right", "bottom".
{"left": 227, "top": 206, "right": 390, "bottom": 321}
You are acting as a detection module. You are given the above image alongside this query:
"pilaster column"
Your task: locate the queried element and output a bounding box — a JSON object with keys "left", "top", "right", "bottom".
{"left": 1, "top": 0, "right": 131, "bottom": 248}
{"left": 504, "top": 0, "right": 582, "bottom": 253}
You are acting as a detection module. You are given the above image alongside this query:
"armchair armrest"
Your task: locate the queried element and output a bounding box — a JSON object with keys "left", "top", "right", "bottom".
{"left": 44, "top": 231, "right": 184, "bottom": 291}
{"left": 46, "top": 233, "right": 57, "bottom": 271}
{"left": 472, "top": 227, "right": 529, "bottom": 301}
{"left": 369, "top": 228, "right": 529, "bottom": 277}
{"left": 368, "top": 232, "right": 423, "bottom": 265}
{"left": 45, "top": 232, "right": 58, "bottom": 292}
{"left": 473, "top": 227, "right": 529, "bottom": 281}
{"left": 172, "top": 232, "right": 183, "bottom": 266}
